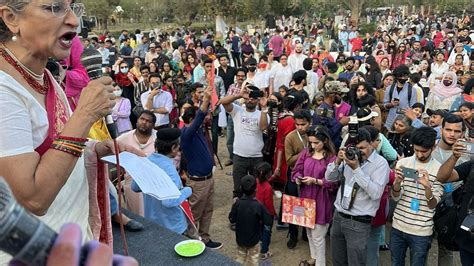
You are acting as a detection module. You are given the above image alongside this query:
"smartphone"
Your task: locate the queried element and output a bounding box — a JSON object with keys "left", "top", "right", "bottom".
{"left": 459, "top": 140, "right": 474, "bottom": 154}
{"left": 396, "top": 108, "right": 406, "bottom": 114}
{"left": 401, "top": 166, "right": 419, "bottom": 180}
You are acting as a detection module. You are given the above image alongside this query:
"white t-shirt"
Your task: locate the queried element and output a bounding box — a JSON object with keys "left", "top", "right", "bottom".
{"left": 253, "top": 70, "right": 271, "bottom": 90}
{"left": 229, "top": 104, "right": 268, "bottom": 158}
{"left": 0, "top": 71, "right": 91, "bottom": 264}
{"left": 270, "top": 63, "right": 293, "bottom": 91}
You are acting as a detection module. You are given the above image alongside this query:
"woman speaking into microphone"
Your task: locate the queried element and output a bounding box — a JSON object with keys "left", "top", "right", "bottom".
{"left": 0, "top": 1, "right": 140, "bottom": 263}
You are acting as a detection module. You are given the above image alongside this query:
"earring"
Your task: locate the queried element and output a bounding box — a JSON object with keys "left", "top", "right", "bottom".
{"left": 11, "top": 35, "right": 18, "bottom": 42}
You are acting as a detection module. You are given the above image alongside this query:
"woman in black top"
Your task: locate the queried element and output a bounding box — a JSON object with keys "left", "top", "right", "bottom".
{"left": 388, "top": 114, "right": 414, "bottom": 158}
{"left": 365, "top": 56, "right": 383, "bottom": 90}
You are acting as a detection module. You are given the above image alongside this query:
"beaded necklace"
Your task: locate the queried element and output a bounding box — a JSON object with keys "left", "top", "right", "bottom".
{"left": 0, "top": 47, "right": 48, "bottom": 94}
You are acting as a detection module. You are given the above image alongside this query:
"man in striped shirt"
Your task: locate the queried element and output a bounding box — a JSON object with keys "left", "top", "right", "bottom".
{"left": 391, "top": 127, "right": 444, "bottom": 266}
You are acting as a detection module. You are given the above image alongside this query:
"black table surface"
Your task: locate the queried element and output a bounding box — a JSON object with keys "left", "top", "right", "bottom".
{"left": 112, "top": 209, "right": 240, "bottom": 265}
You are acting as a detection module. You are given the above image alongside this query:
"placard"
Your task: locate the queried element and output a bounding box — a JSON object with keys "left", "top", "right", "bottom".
{"left": 282, "top": 194, "right": 316, "bottom": 229}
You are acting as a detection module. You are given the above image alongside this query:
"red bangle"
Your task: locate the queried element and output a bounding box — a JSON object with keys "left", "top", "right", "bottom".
{"left": 57, "top": 135, "right": 88, "bottom": 143}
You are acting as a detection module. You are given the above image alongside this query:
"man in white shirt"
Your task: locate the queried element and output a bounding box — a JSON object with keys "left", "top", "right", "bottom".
{"left": 269, "top": 54, "right": 293, "bottom": 92}
{"left": 302, "top": 57, "right": 319, "bottom": 102}
{"left": 141, "top": 73, "right": 173, "bottom": 129}
{"left": 220, "top": 85, "right": 269, "bottom": 200}
{"left": 288, "top": 43, "right": 307, "bottom": 72}
{"left": 145, "top": 43, "right": 159, "bottom": 64}
{"left": 325, "top": 128, "right": 390, "bottom": 265}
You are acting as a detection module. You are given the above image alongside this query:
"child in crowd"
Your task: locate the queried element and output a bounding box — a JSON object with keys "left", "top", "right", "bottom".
{"left": 255, "top": 162, "right": 276, "bottom": 260}
{"left": 229, "top": 175, "right": 273, "bottom": 266}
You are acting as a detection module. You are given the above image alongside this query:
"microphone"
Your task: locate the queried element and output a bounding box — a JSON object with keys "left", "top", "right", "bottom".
{"left": 81, "top": 48, "right": 118, "bottom": 139}
{"left": 0, "top": 177, "right": 59, "bottom": 265}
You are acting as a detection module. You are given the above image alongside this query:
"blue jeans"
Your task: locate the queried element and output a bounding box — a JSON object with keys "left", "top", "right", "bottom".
{"left": 261, "top": 219, "right": 273, "bottom": 253}
{"left": 226, "top": 115, "right": 234, "bottom": 161}
{"left": 390, "top": 228, "right": 432, "bottom": 266}
{"left": 367, "top": 225, "right": 383, "bottom": 266}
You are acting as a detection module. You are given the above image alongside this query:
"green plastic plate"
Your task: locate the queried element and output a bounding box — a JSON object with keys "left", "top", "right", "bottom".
{"left": 174, "top": 240, "right": 205, "bottom": 257}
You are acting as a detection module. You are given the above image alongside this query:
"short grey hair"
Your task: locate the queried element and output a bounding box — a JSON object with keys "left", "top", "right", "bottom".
{"left": 0, "top": 1, "right": 30, "bottom": 42}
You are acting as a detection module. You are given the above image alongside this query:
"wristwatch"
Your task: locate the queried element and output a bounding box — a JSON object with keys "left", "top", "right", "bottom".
{"left": 426, "top": 194, "right": 434, "bottom": 201}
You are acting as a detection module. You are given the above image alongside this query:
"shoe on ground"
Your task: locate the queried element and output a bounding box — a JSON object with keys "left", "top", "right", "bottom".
{"left": 287, "top": 237, "right": 297, "bottom": 249}
{"left": 379, "top": 244, "right": 389, "bottom": 251}
{"left": 205, "top": 239, "right": 223, "bottom": 249}
{"left": 224, "top": 160, "right": 233, "bottom": 166}
{"left": 230, "top": 223, "right": 236, "bottom": 231}
{"left": 276, "top": 223, "right": 289, "bottom": 230}
{"left": 123, "top": 219, "right": 144, "bottom": 232}
{"left": 260, "top": 252, "right": 272, "bottom": 260}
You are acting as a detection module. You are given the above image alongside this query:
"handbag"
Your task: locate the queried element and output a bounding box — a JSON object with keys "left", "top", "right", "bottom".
{"left": 132, "top": 103, "right": 144, "bottom": 117}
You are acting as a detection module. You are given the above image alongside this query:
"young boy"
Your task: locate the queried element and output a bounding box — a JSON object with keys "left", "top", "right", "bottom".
{"left": 229, "top": 175, "right": 273, "bottom": 266}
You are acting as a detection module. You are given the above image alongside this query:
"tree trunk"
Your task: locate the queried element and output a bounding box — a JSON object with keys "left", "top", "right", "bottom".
{"left": 348, "top": 0, "right": 365, "bottom": 27}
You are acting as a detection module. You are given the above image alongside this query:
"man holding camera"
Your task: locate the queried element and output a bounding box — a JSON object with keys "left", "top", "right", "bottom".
{"left": 390, "top": 127, "right": 444, "bottom": 266}
{"left": 220, "top": 85, "right": 269, "bottom": 201}
{"left": 436, "top": 138, "right": 474, "bottom": 265}
{"left": 325, "top": 128, "right": 390, "bottom": 266}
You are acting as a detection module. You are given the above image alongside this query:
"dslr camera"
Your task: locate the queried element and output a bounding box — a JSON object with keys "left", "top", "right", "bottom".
{"left": 345, "top": 145, "right": 362, "bottom": 161}
{"left": 346, "top": 116, "right": 359, "bottom": 146}
{"left": 249, "top": 89, "right": 264, "bottom": 99}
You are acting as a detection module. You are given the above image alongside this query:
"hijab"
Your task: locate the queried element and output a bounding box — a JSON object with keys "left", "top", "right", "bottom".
{"left": 431, "top": 71, "right": 463, "bottom": 97}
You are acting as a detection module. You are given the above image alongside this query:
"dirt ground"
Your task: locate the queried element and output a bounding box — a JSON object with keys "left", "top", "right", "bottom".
{"left": 207, "top": 136, "right": 461, "bottom": 266}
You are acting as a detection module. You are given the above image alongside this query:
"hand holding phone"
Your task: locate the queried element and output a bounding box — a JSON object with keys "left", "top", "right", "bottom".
{"left": 400, "top": 166, "right": 419, "bottom": 180}
{"left": 459, "top": 140, "right": 473, "bottom": 154}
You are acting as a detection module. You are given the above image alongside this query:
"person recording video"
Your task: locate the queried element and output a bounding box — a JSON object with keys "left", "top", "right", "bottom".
{"left": 325, "top": 127, "right": 390, "bottom": 265}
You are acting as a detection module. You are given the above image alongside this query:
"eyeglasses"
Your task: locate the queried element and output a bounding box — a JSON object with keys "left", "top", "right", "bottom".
{"left": 120, "top": 66, "right": 128, "bottom": 69}
{"left": 38, "top": 2, "right": 85, "bottom": 18}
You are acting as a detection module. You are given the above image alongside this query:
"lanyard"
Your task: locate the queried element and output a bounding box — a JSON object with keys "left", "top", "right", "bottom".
{"left": 296, "top": 131, "right": 307, "bottom": 148}
{"left": 438, "top": 149, "right": 445, "bottom": 162}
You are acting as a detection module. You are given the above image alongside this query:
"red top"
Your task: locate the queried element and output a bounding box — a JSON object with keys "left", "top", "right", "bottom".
{"left": 272, "top": 115, "right": 296, "bottom": 184}
{"left": 372, "top": 169, "right": 396, "bottom": 226}
{"left": 256, "top": 179, "right": 276, "bottom": 216}
{"left": 350, "top": 37, "right": 363, "bottom": 52}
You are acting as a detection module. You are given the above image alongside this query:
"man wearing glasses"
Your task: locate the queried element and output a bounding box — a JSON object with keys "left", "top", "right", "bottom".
{"left": 325, "top": 128, "right": 390, "bottom": 266}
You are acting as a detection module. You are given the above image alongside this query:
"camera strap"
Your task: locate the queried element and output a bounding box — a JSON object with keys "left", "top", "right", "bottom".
{"left": 340, "top": 169, "right": 361, "bottom": 210}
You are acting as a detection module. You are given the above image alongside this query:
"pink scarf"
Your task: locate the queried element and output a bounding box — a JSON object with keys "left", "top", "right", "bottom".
{"left": 431, "top": 71, "right": 463, "bottom": 98}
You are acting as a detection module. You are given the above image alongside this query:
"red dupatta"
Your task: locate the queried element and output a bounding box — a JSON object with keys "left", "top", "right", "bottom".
{"left": 34, "top": 73, "right": 68, "bottom": 155}
{"left": 34, "top": 73, "right": 112, "bottom": 245}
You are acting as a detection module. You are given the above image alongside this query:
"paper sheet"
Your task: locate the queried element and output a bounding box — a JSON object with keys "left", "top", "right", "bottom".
{"left": 102, "top": 152, "right": 181, "bottom": 200}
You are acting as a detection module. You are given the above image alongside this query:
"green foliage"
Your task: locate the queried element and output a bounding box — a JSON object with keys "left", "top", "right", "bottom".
{"left": 359, "top": 22, "right": 377, "bottom": 35}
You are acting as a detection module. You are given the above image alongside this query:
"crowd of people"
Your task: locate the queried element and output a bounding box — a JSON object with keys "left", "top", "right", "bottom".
{"left": 82, "top": 10, "right": 474, "bottom": 266}
{"left": 0, "top": 1, "right": 473, "bottom": 265}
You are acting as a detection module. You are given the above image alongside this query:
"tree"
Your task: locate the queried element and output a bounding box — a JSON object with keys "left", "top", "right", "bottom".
{"left": 344, "top": 0, "right": 365, "bottom": 27}
{"left": 83, "top": 0, "right": 121, "bottom": 29}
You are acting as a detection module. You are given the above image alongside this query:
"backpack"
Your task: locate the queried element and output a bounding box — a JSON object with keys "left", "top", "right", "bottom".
{"left": 388, "top": 83, "right": 413, "bottom": 103}
{"left": 433, "top": 185, "right": 464, "bottom": 251}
